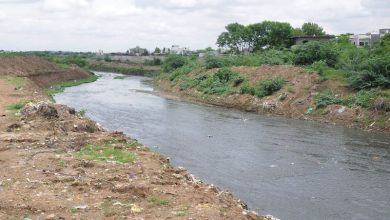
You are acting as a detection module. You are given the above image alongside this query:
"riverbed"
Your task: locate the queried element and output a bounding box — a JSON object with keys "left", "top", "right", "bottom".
{"left": 55, "top": 72, "right": 390, "bottom": 220}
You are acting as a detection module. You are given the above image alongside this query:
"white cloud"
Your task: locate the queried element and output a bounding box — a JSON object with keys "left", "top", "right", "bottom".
{"left": 42, "top": 0, "right": 90, "bottom": 11}
{"left": 0, "top": 0, "right": 389, "bottom": 51}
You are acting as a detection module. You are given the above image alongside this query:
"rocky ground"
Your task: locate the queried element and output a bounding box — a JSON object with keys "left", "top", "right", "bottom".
{"left": 0, "top": 57, "right": 267, "bottom": 219}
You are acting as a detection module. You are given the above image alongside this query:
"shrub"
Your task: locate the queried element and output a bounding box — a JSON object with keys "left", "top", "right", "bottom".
{"left": 162, "top": 55, "right": 187, "bottom": 72}
{"left": 204, "top": 55, "right": 225, "bottom": 69}
{"left": 256, "top": 78, "right": 285, "bottom": 97}
{"left": 240, "top": 83, "right": 256, "bottom": 95}
{"left": 294, "top": 41, "right": 339, "bottom": 66}
{"left": 348, "top": 70, "right": 390, "bottom": 90}
{"left": 214, "top": 68, "right": 245, "bottom": 86}
{"left": 169, "top": 64, "right": 195, "bottom": 81}
{"left": 342, "top": 90, "right": 376, "bottom": 108}
{"left": 309, "top": 60, "right": 328, "bottom": 75}
{"left": 315, "top": 91, "right": 342, "bottom": 108}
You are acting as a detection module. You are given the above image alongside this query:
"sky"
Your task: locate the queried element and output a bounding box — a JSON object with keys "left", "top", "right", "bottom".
{"left": 0, "top": 0, "right": 389, "bottom": 52}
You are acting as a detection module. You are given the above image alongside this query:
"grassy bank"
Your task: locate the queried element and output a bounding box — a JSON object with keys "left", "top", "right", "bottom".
{"left": 46, "top": 74, "right": 98, "bottom": 101}
{"left": 157, "top": 38, "right": 390, "bottom": 132}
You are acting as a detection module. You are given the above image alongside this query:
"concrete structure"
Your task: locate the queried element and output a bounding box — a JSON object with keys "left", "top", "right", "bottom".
{"left": 291, "top": 35, "right": 335, "bottom": 45}
{"left": 171, "top": 45, "right": 190, "bottom": 55}
{"left": 349, "top": 28, "right": 390, "bottom": 47}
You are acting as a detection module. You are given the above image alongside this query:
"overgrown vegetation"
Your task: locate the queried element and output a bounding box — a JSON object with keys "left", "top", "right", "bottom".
{"left": 162, "top": 24, "right": 389, "bottom": 113}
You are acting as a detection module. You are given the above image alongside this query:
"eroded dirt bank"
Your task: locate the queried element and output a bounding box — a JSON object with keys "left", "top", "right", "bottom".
{"left": 156, "top": 65, "right": 390, "bottom": 133}
{"left": 0, "top": 57, "right": 267, "bottom": 219}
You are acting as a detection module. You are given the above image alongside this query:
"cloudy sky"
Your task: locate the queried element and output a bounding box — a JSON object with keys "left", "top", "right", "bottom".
{"left": 0, "top": 0, "right": 389, "bottom": 52}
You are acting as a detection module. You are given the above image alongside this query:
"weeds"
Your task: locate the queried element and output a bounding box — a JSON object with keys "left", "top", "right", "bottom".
{"left": 76, "top": 144, "right": 136, "bottom": 163}
{"left": 77, "top": 109, "right": 87, "bottom": 117}
{"left": 7, "top": 100, "right": 26, "bottom": 111}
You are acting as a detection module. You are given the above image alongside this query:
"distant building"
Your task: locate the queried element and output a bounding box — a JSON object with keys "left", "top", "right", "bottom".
{"left": 96, "top": 49, "right": 104, "bottom": 56}
{"left": 171, "top": 45, "right": 190, "bottom": 55}
{"left": 127, "top": 46, "right": 149, "bottom": 56}
{"left": 291, "top": 35, "right": 335, "bottom": 46}
{"left": 349, "top": 28, "right": 390, "bottom": 47}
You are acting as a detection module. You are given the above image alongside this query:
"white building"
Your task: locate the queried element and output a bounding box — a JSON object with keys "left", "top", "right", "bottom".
{"left": 349, "top": 28, "right": 390, "bottom": 47}
{"left": 171, "top": 45, "right": 190, "bottom": 55}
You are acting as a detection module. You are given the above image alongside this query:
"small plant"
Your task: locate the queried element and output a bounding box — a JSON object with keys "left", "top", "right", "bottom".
{"left": 77, "top": 109, "right": 87, "bottom": 117}
{"left": 7, "top": 100, "right": 26, "bottom": 111}
{"left": 256, "top": 78, "right": 285, "bottom": 97}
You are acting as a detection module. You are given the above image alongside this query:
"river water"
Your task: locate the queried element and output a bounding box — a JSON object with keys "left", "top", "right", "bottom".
{"left": 55, "top": 72, "right": 390, "bottom": 220}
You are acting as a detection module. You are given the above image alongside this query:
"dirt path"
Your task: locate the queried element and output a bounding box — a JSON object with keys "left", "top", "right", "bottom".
{"left": 0, "top": 76, "right": 267, "bottom": 219}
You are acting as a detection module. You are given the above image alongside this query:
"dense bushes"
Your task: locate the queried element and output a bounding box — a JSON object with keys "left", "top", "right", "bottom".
{"left": 255, "top": 78, "right": 285, "bottom": 97}
{"left": 178, "top": 68, "right": 245, "bottom": 95}
{"left": 294, "top": 41, "right": 339, "bottom": 66}
{"left": 240, "top": 78, "right": 285, "bottom": 97}
{"left": 204, "top": 55, "right": 225, "bottom": 69}
{"left": 162, "top": 55, "right": 187, "bottom": 72}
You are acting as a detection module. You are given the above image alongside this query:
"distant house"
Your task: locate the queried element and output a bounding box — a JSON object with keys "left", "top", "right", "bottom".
{"left": 291, "top": 35, "right": 335, "bottom": 45}
{"left": 349, "top": 29, "right": 390, "bottom": 47}
{"left": 171, "top": 45, "right": 190, "bottom": 55}
{"left": 127, "top": 46, "right": 149, "bottom": 56}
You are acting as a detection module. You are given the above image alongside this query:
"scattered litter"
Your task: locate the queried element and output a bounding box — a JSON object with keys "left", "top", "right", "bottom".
{"left": 337, "top": 106, "right": 346, "bottom": 113}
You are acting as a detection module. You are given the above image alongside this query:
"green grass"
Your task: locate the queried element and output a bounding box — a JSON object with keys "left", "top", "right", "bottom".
{"left": 46, "top": 74, "right": 98, "bottom": 100}
{"left": 76, "top": 144, "right": 136, "bottom": 163}
{"left": 7, "top": 100, "right": 26, "bottom": 111}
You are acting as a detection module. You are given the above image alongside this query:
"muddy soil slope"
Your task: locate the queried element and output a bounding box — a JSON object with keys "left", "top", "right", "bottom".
{"left": 0, "top": 56, "right": 92, "bottom": 87}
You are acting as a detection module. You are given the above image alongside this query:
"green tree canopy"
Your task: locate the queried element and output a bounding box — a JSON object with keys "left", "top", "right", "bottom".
{"left": 217, "top": 21, "right": 292, "bottom": 53}
{"left": 216, "top": 23, "right": 247, "bottom": 54}
{"left": 301, "top": 22, "right": 325, "bottom": 36}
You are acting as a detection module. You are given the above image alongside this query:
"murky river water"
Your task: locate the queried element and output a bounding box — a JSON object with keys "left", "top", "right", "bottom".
{"left": 55, "top": 72, "right": 390, "bottom": 220}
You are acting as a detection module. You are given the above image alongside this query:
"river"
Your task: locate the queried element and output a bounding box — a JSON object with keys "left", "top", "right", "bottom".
{"left": 55, "top": 72, "right": 390, "bottom": 220}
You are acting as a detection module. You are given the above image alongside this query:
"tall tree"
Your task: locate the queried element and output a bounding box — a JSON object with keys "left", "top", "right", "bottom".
{"left": 217, "top": 23, "right": 247, "bottom": 53}
{"left": 301, "top": 22, "right": 325, "bottom": 36}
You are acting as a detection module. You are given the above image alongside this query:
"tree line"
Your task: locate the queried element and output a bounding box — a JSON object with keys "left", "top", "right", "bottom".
{"left": 217, "top": 21, "right": 325, "bottom": 53}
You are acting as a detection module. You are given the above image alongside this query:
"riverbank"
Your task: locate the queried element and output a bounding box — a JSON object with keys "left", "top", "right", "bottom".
{"left": 155, "top": 65, "right": 390, "bottom": 133}
{"left": 0, "top": 56, "right": 266, "bottom": 219}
